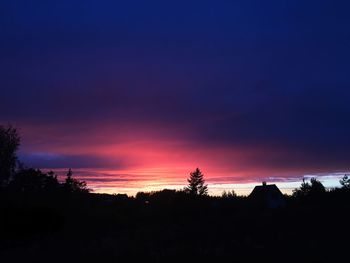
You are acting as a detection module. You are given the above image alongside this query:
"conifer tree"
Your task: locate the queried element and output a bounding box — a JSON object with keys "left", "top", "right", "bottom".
{"left": 64, "top": 168, "right": 90, "bottom": 193}
{"left": 186, "top": 168, "right": 208, "bottom": 196}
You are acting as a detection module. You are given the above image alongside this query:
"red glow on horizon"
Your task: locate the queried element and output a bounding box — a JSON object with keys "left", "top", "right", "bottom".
{"left": 18, "top": 122, "right": 345, "bottom": 195}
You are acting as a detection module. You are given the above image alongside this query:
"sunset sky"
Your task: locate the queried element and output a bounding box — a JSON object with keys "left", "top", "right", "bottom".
{"left": 1, "top": 1, "right": 350, "bottom": 195}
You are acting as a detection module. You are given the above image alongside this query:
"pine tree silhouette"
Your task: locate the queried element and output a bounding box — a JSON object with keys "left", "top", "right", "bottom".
{"left": 186, "top": 168, "right": 208, "bottom": 196}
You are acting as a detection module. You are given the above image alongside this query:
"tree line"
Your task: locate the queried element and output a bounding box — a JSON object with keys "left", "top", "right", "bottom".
{"left": 0, "top": 125, "right": 89, "bottom": 194}
{"left": 1, "top": 124, "right": 349, "bottom": 198}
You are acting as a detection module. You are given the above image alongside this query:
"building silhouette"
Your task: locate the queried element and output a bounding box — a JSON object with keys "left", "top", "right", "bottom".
{"left": 249, "top": 182, "right": 286, "bottom": 208}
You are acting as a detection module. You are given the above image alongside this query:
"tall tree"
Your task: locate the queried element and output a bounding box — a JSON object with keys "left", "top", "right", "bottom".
{"left": 64, "top": 168, "right": 90, "bottom": 193}
{"left": 186, "top": 168, "right": 208, "bottom": 196}
{"left": 0, "top": 125, "right": 20, "bottom": 185}
{"left": 293, "top": 177, "right": 326, "bottom": 197}
{"left": 309, "top": 177, "right": 326, "bottom": 195}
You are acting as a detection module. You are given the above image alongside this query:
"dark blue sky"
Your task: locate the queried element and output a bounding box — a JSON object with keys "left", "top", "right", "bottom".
{"left": 1, "top": 1, "right": 350, "bottom": 193}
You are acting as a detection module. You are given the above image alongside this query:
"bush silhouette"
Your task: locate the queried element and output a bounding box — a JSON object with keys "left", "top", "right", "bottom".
{"left": 9, "top": 168, "right": 60, "bottom": 193}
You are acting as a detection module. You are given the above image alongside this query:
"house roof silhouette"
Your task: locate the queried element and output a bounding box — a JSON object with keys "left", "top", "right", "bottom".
{"left": 249, "top": 182, "right": 286, "bottom": 208}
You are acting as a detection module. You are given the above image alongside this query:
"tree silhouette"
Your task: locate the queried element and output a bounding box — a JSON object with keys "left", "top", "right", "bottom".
{"left": 222, "top": 190, "right": 237, "bottom": 198}
{"left": 293, "top": 178, "right": 311, "bottom": 197}
{"left": 293, "top": 177, "right": 326, "bottom": 197}
{"left": 0, "top": 125, "right": 20, "bottom": 185}
{"left": 340, "top": 174, "right": 350, "bottom": 189}
{"left": 185, "top": 168, "right": 208, "bottom": 196}
{"left": 9, "top": 168, "right": 60, "bottom": 192}
{"left": 309, "top": 177, "right": 326, "bottom": 195}
{"left": 64, "top": 168, "right": 90, "bottom": 193}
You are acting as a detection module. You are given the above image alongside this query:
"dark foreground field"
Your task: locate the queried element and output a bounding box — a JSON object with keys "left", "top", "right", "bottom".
{"left": 1, "top": 189, "right": 350, "bottom": 262}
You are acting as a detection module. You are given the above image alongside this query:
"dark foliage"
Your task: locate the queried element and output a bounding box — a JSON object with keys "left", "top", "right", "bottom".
{"left": 1, "top": 126, "right": 349, "bottom": 262}
{"left": 221, "top": 189, "right": 237, "bottom": 199}
{"left": 340, "top": 174, "right": 350, "bottom": 189}
{"left": 8, "top": 168, "right": 59, "bottom": 193}
{"left": 63, "top": 168, "right": 90, "bottom": 193}
{"left": 292, "top": 177, "right": 326, "bottom": 198}
{"left": 0, "top": 125, "right": 20, "bottom": 185}
{"left": 6, "top": 167, "right": 89, "bottom": 194}
{"left": 185, "top": 168, "right": 208, "bottom": 196}
{"left": 1, "top": 186, "right": 350, "bottom": 262}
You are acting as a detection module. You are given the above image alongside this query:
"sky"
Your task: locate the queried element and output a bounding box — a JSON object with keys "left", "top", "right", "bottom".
{"left": 1, "top": 1, "right": 350, "bottom": 195}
